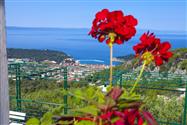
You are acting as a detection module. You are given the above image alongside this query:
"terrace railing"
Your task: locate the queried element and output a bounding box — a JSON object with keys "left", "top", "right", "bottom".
{"left": 8, "top": 62, "right": 68, "bottom": 119}
{"left": 8, "top": 63, "right": 187, "bottom": 125}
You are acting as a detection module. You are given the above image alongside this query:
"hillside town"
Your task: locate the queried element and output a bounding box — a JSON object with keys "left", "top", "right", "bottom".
{"left": 8, "top": 58, "right": 108, "bottom": 81}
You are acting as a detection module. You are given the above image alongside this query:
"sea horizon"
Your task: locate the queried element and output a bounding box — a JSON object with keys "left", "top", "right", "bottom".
{"left": 6, "top": 27, "right": 187, "bottom": 65}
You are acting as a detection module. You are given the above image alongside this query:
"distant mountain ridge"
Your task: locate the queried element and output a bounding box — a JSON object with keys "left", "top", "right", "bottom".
{"left": 7, "top": 48, "right": 70, "bottom": 63}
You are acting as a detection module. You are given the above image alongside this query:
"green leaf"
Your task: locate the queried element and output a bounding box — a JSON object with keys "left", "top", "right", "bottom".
{"left": 97, "top": 91, "right": 105, "bottom": 104}
{"left": 40, "top": 112, "right": 53, "bottom": 125}
{"left": 69, "top": 89, "right": 85, "bottom": 100}
{"left": 106, "top": 85, "right": 113, "bottom": 92}
{"left": 58, "top": 120, "right": 74, "bottom": 125}
{"left": 118, "top": 101, "right": 142, "bottom": 109}
{"left": 26, "top": 118, "right": 40, "bottom": 125}
{"left": 84, "top": 87, "right": 97, "bottom": 100}
{"left": 52, "top": 105, "right": 65, "bottom": 115}
{"left": 119, "top": 91, "right": 141, "bottom": 102}
{"left": 111, "top": 117, "right": 120, "bottom": 123}
{"left": 73, "top": 105, "right": 99, "bottom": 116}
{"left": 75, "top": 120, "right": 95, "bottom": 125}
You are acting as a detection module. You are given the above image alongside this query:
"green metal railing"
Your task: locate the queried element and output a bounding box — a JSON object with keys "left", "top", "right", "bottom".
{"left": 9, "top": 63, "right": 68, "bottom": 117}
{"left": 8, "top": 63, "right": 187, "bottom": 125}
{"left": 10, "top": 96, "right": 62, "bottom": 119}
{"left": 121, "top": 71, "right": 187, "bottom": 125}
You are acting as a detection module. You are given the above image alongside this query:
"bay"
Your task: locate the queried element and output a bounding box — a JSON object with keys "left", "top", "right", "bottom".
{"left": 7, "top": 27, "right": 187, "bottom": 65}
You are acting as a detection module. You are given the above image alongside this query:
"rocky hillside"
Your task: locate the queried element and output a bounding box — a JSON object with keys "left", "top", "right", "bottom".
{"left": 118, "top": 48, "right": 187, "bottom": 74}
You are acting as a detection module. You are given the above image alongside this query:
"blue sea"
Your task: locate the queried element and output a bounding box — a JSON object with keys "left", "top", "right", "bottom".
{"left": 6, "top": 27, "right": 187, "bottom": 65}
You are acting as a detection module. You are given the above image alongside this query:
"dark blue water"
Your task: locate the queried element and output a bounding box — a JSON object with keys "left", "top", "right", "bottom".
{"left": 7, "top": 27, "right": 187, "bottom": 65}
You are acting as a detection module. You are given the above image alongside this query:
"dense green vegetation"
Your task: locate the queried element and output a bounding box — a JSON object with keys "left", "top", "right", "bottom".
{"left": 8, "top": 48, "right": 187, "bottom": 124}
{"left": 9, "top": 76, "right": 185, "bottom": 124}
{"left": 22, "top": 83, "right": 185, "bottom": 125}
{"left": 7, "top": 48, "right": 70, "bottom": 63}
{"left": 144, "top": 94, "right": 184, "bottom": 123}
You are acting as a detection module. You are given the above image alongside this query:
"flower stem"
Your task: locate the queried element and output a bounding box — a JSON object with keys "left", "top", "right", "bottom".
{"left": 108, "top": 33, "right": 116, "bottom": 86}
{"left": 109, "top": 45, "right": 113, "bottom": 86}
{"left": 130, "top": 62, "right": 146, "bottom": 94}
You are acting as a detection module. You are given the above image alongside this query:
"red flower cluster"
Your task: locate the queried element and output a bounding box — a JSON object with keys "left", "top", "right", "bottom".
{"left": 89, "top": 9, "right": 138, "bottom": 45}
{"left": 99, "top": 109, "right": 146, "bottom": 125}
{"left": 133, "top": 32, "right": 173, "bottom": 66}
{"left": 76, "top": 109, "right": 157, "bottom": 125}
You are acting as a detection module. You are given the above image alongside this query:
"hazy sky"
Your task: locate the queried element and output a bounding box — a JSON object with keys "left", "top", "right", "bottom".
{"left": 5, "top": 0, "right": 187, "bottom": 31}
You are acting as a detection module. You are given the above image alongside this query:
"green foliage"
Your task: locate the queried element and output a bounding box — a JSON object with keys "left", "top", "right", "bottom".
{"left": 48, "top": 86, "right": 158, "bottom": 125}
{"left": 74, "top": 120, "right": 95, "bottom": 125}
{"left": 40, "top": 112, "right": 53, "bottom": 125}
{"left": 19, "top": 78, "right": 185, "bottom": 125}
{"left": 10, "top": 77, "right": 185, "bottom": 124}
{"left": 26, "top": 118, "right": 40, "bottom": 125}
{"left": 9, "top": 67, "right": 186, "bottom": 125}
{"left": 26, "top": 112, "right": 53, "bottom": 125}
{"left": 73, "top": 105, "right": 99, "bottom": 116}
{"left": 144, "top": 95, "right": 184, "bottom": 123}
{"left": 159, "top": 48, "right": 187, "bottom": 72}
{"left": 180, "top": 59, "right": 187, "bottom": 71}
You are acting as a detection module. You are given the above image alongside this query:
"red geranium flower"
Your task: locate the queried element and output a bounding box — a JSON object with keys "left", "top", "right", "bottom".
{"left": 89, "top": 9, "right": 138, "bottom": 46}
{"left": 133, "top": 32, "right": 173, "bottom": 66}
